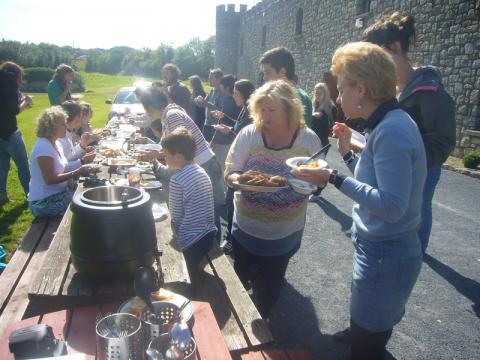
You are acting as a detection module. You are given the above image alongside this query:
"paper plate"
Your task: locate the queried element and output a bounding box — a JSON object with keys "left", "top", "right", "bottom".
{"left": 152, "top": 204, "right": 168, "bottom": 221}
{"left": 286, "top": 157, "right": 328, "bottom": 169}
{"left": 232, "top": 181, "right": 288, "bottom": 193}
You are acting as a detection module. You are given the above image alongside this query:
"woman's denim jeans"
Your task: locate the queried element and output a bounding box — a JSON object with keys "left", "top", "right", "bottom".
{"left": 0, "top": 130, "right": 30, "bottom": 196}
{"left": 350, "top": 231, "right": 422, "bottom": 332}
{"left": 418, "top": 166, "right": 441, "bottom": 254}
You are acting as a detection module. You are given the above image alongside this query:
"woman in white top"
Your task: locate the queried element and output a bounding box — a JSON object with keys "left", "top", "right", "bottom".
{"left": 28, "top": 106, "right": 94, "bottom": 217}
{"left": 56, "top": 101, "right": 96, "bottom": 172}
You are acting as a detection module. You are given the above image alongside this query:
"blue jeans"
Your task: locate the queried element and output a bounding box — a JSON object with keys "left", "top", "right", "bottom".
{"left": 200, "top": 156, "right": 224, "bottom": 243}
{"left": 350, "top": 231, "right": 422, "bottom": 332}
{"left": 418, "top": 167, "right": 441, "bottom": 254}
{"left": 0, "top": 130, "right": 30, "bottom": 196}
{"left": 29, "top": 187, "right": 74, "bottom": 218}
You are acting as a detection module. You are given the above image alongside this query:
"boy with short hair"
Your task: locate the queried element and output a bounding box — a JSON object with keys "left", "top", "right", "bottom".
{"left": 161, "top": 127, "right": 217, "bottom": 286}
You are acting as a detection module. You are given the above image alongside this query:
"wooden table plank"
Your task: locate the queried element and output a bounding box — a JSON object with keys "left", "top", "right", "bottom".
{"left": 192, "top": 302, "right": 232, "bottom": 360}
{"left": 0, "top": 219, "right": 60, "bottom": 340}
{"left": 285, "top": 350, "right": 314, "bottom": 360}
{"left": 155, "top": 210, "right": 190, "bottom": 287}
{"left": 262, "top": 350, "right": 289, "bottom": 360}
{"left": 207, "top": 245, "right": 274, "bottom": 347}
{"left": 29, "top": 209, "right": 73, "bottom": 299}
{"left": 66, "top": 305, "right": 100, "bottom": 359}
{"left": 0, "top": 219, "right": 49, "bottom": 312}
{"left": 239, "top": 351, "right": 266, "bottom": 360}
{"left": 196, "top": 257, "right": 250, "bottom": 351}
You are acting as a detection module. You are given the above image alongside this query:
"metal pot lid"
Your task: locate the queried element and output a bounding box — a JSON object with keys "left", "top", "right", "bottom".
{"left": 80, "top": 186, "right": 144, "bottom": 206}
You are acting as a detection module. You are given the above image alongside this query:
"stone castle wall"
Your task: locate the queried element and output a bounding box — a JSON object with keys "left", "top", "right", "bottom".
{"left": 215, "top": 1, "right": 480, "bottom": 155}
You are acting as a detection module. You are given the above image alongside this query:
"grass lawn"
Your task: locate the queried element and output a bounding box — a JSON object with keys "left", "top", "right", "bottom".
{"left": 0, "top": 72, "right": 209, "bottom": 259}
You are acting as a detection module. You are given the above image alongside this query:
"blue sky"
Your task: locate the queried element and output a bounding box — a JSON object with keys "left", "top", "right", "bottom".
{"left": 0, "top": 0, "right": 255, "bottom": 49}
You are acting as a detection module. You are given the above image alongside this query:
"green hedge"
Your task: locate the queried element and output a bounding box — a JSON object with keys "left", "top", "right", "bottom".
{"left": 22, "top": 67, "right": 85, "bottom": 92}
{"left": 463, "top": 150, "right": 480, "bottom": 169}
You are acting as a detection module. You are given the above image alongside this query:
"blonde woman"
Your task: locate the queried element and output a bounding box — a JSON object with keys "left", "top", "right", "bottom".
{"left": 28, "top": 107, "right": 94, "bottom": 217}
{"left": 225, "top": 79, "right": 321, "bottom": 317}
{"left": 294, "top": 42, "right": 426, "bottom": 359}
{"left": 311, "top": 82, "right": 337, "bottom": 147}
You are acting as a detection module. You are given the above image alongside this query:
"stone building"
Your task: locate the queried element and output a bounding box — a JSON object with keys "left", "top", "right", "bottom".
{"left": 215, "top": 1, "right": 480, "bottom": 156}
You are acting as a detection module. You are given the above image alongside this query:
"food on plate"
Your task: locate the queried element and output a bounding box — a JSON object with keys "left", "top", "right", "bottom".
{"left": 298, "top": 161, "right": 321, "bottom": 169}
{"left": 106, "top": 158, "right": 136, "bottom": 166}
{"left": 151, "top": 288, "right": 174, "bottom": 301}
{"left": 100, "top": 148, "right": 124, "bottom": 157}
{"left": 123, "top": 296, "right": 146, "bottom": 316}
{"left": 237, "top": 170, "right": 287, "bottom": 187}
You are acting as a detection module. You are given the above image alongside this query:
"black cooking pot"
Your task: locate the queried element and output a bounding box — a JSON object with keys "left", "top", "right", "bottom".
{"left": 70, "top": 186, "right": 157, "bottom": 278}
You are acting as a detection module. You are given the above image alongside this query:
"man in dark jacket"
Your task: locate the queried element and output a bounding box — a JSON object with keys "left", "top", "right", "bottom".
{"left": 399, "top": 66, "right": 456, "bottom": 253}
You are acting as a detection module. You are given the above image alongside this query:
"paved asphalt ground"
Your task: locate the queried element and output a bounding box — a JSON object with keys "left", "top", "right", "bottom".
{"left": 235, "top": 149, "right": 480, "bottom": 359}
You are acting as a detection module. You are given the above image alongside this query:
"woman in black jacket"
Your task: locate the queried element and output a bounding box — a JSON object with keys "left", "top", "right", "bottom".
{"left": 212, "top": 79, "right": 256, "bottom": 253}
{"left": 0, "top": 61, "right": 32, "bottom": 204}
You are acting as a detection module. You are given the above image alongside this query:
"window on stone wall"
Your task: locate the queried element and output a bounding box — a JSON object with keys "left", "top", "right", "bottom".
{"left": 240, "top": 37, "right": 244, "bottom": 56}
{"left": 295, "top": 8, "right": 303, "bottom": 35}
{"left": 261, "top": 26, "right": 267, "bottom": 48}
{"left": 355, "top": 0, "right": 371, "bottom": 15}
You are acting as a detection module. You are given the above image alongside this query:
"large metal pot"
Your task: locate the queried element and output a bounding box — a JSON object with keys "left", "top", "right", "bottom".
{"left": 70, "top": 186, "right": 157, "bottom": 278}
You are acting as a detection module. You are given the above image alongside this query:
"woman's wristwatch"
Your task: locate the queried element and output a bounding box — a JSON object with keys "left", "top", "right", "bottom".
{"left": 343, "top": 150, "right": 355, "bottom": 165}
{"left": 328, "top": 169, "right": 338, "bottom": 185}
{"left": 328, "top": 169, "right": 345, "bottom": 189}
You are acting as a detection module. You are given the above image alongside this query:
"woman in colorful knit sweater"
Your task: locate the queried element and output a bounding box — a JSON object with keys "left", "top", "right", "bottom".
{"left": 225, "top": 80, "right": 321, "bottom": 317}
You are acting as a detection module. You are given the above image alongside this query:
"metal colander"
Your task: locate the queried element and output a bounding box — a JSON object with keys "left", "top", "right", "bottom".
{"left": 141, "top": 301, "right": 181, "bottom": 342}
{"left": 148, "top": 333, "right": 197, "bottom": 360}
{"left": 96, "top": 313, "right": 143, "bottom": 360}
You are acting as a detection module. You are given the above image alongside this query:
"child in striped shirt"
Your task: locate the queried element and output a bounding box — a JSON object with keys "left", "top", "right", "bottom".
{"left": 161, "top": 128, "right": 217, "bottom": 287}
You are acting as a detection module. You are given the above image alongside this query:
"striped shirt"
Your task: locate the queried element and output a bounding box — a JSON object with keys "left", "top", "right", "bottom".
{"left": 225, "top": 124, "right": 321, "bottom": 255}
{"left": 161, "top": 104, "right": 214, "bottom": 166}
{"left": 169, "top": 164, "right": 216, "bottom": 251}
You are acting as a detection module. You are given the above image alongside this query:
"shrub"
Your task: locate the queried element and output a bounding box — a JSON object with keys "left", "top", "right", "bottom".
{"left": 22, "top": 67, "right": 85, "bottom": 92}
{"left": 463, "top": 150, "right": 480, "bottom": 169}
{"left": 24, "top": 67, "right": 54, "bottom": 82}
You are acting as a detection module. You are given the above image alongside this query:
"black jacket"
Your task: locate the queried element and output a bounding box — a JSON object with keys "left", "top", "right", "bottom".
{"left": 0, "top": 72, "right": 20, "bottom": 140}
{"left": 399, "top": 66, "right": 456, "bottom": 168}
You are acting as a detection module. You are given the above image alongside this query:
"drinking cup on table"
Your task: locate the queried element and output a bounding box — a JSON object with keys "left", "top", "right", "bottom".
{"left": 128, "top": 167, "right": 141, "bottom": 187}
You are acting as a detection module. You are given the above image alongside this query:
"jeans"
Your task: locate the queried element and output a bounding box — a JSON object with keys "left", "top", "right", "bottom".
{"left": 200, "top": 156, "right": 224, "bottom": 242}
{"left": 350, "top": 231, "right": 422, "bottom": 332}
{"left": 183, "top": 231, "right": 215, "bottom": 287}
{"left": 231, "top": 236, "right": 296, "bottom": 318}
{"left": 29, "top": 187, "right": 74, "bottom": 218}
{"left": 0, "top": 130, "right": 30, "bottom": 196}
{"left": 211, "top": 143, "right": 231, "bottom": 196}
{"left": 418, "top": 166, "right": 441, "bottom": 254}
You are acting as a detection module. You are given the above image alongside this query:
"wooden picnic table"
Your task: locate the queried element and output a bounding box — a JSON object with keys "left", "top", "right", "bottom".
{"left": 2, "top": 126, "right": 276, "bottom": 353}
{"left": 0, "top": 301, "right": 232, "bottom": 360}
{"left": 27, "top": 165, "right": 190, "bottom": 309}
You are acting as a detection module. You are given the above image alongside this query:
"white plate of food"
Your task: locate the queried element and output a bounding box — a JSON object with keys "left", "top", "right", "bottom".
{"left": 233, "top": 170, "right": 288, "bottom": 193}
{"left": 118, "top": 289, "right": 193, "bottom": 323}
{"left": 287, "top": 178, "right": 317, "bottom": 195}
{"left": 105, "top": 158, "right": 137, "bottom": 167}
{"left": 140, "top": 179, "right": 162, "bottom": 191}
{"left": 152, "top": 204, "right": 168, "bottom": 221}
{"left": 286, "top": 157, "right": 328, "bottom": 170}
{"left": 137, "top": 143, "right": 162, "bottom": 152}
{"left": 232, "top": 181, "right": 288, "bottom": 193}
